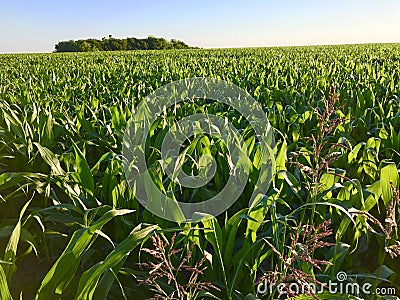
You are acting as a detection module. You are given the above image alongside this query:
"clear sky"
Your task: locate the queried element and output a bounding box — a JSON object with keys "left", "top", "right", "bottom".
{"left": 1, "top": 0, "right": 400, "bottom": 53}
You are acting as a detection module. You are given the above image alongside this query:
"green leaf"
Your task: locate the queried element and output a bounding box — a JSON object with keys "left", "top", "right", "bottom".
{"left": 380, "top": 162, "right": 399, "bottom": 206}
{"left": 75, "top": 224, "right": 157, "bottom": 299}
{"left": 223, "top": 209, "right": 246, "bottom": 269}
{"left": 243, "top": 293, "right": 260, "bottom": 300}
{"left": 35, "top": 207, "right": 134, "bottom": 300}
{"left": 202, "top": 217, "right": 228, "bottom": 294}
{"left": 296, "top": 292, "right": 361, "bottom": 299}
{"left": 34, "top": 143, "right": 65, "bottom": 175}
{"left": 276, "top": 140, "right": 287, "bottom": 172}
{"left": 0, "top": 266, "right": 13, "bottom": 300}
{"left": 72, "top": 142, "right": 94, "bottom": 196}
{"left": 3, "top": 199, "right": 32, "bottom": 284}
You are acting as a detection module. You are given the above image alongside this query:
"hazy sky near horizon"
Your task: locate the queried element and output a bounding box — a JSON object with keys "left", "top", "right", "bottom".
{"left": 1, "top": 0, "right": 400, "bottom": 53}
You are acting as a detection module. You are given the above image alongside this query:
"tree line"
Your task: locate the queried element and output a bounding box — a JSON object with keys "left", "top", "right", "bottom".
{"left": 54, "top": 35, "right": 195, "bottom": 52}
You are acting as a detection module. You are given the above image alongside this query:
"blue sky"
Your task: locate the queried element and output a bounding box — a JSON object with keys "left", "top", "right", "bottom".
{"left": 1, "top": 0, "right": 399, "bottom": 53}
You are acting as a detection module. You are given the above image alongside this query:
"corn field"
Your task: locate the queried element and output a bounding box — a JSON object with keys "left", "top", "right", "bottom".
{"left": 0, "top": 44, "right": 400, "bottom": 299}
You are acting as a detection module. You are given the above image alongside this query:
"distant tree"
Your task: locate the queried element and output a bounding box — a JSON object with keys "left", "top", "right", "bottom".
{"left": 146, "top": 36, "right": 165, "bottom": 50}
{"left": 171, "top": 39, "right": 189, "bottom": 49}
{"left": 75, "top": 40, "right": 92, "bottom": 51}
{"left": 55, "top": 40, "right": 80, "bottom": 52}
{"left": 127, "top": 38, "right": 138, "bottom": 50}
{"left": 54, "top": 36, "right": 194, "bottom": 52}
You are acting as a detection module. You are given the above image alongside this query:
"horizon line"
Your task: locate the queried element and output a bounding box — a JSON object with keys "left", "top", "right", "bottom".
{"left": 1, "top": 41, "right": 399, "bottom": 55}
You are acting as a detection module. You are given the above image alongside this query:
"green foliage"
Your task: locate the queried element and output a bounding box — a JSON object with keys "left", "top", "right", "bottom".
{"left": 0, "top": 44, "right": 399, "bottom": 299}
{"left": 54, "top": 35, "right": 195, "bottom": 52}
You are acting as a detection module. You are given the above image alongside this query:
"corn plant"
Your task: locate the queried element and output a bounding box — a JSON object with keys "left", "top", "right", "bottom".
{"left": 0, "top": 44, "right": 399, "bottom": 299}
